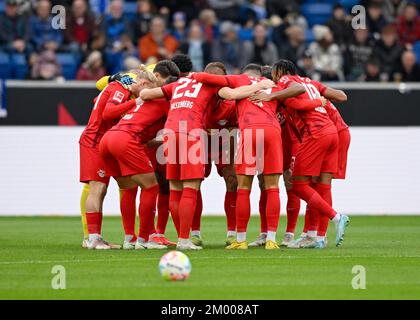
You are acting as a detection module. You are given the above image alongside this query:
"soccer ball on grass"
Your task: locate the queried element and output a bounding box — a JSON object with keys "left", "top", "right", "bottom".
{"left": 159, "top": 251, "right": 191, "bottom": 281}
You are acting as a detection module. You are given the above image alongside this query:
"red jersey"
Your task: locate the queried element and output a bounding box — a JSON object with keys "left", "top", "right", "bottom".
{"left": 325, "top": 101, "right": 349, "bottom": 132}
{"left": 279, "top": 75, "right": 335, "bottom": 137}
{"left": 161, "top": 77, "right": 218, "bottom": 133}
{"left": 80, "top": 82, "right": 133, "bottom": 148}
{"left": 206, "top": 99, "right": 238, "bottom": 130}
{"left": 277, "top": 107, "right": 304, "bottom": 144}
{"left": 226, "top": 74, "right": 280, "bottom": 131}
{"left": 111, "top": 99, "right": 170, "bottom": 144}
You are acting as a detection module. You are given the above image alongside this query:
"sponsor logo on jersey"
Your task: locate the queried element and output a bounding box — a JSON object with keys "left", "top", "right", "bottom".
{"left": 217, "top": 119, "right": 228, "bottom": 126}
{"left": 97, "top": 169, "right": 106, "bottom": 178}
{"left": 113, "top": 91, "right": 125, "bottom": 103}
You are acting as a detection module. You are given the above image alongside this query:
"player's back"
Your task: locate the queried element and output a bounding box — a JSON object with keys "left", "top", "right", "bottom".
{"left": 280, "top": 75, "right": 335, "bottom": 136}
{"left": 112, "top": 99, "right": 170, "bottom": 143}
{"left": 162, "top": 77, "right": 218, "bottom": 133}
{"left": 206, "top": 99, "right": 237, "bottom": 130}
{"left": 80, "top": 82, "right": 130, "bottom": 147}
{"left": 325, "top": 101, "right": 348, "bottom": 132}
{"left": 227, "top": 74, "right": 280, "bottom": 131}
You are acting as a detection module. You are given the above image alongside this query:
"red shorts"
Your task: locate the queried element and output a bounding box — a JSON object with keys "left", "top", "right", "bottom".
{"left": 205, "top": 133, "right": 232, "bottom": 178}
{"left": 146, "top": 146, "right": 166, "bottom": 175}
{"left": 293, "top": 131, "right": 339, "bottom": 177}
{"left": 334, "top": 129, "right": 351, "bottom": 179}
{"left": 164, "top": 132, "right": 206, "bottom": 181}
{"left": 79, "top": 143, "right": 110, "bottom": 184}
{"left": 99, "top": 130, "right": 154, "bottom": 177}
{"left": 235, "top": 126, "right": 283, "bottom": 176}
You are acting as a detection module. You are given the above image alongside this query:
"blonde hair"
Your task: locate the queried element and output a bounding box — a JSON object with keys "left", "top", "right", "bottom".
{"left": 129, "top": 65, "right": 159, "bottom": 84}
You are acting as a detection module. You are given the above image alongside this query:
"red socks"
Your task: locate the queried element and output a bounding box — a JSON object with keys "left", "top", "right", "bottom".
{"left": 179, "top": 188, "right": 198, "bottom": 239}
{"left": 259, "top": 190, "right": 267, "bottom": 233}
{"left": 120, "top": 187, "right": 137, "bottom": 238}
{"left": 236, "top": 189, "right": 251, "bottom": 233}
{"left": 224, "top": 191, "right": 237, "bottom": 232}
{"left": 191, "top": 190, "right": 203, "bottom": 231}
{"left": 314, "top": 183, "right": 332, "bottom": 237}
{"left": 156, "top": 193, "right": 170, "bottom": 235}
{"left": 286, "top": 190, "right": 300, "bottom": 233}
{"left": 86, "top": 212, "right": 102, "bottom": 235}
{"left": 138, "top": 185, "right": 159, "bottom": 241}
{"left": 292, "top": 180, "right": 336, "bottom": 220}
{"left": 265, "top": 188, "right": 280, "bottom": 232}
{"left": 169, "top": 190, "right": 182, "bottom": 235}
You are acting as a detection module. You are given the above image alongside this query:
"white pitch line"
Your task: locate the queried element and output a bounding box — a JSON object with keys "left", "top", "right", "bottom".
{"left": 0, "top": 254, "right": 419, "bottom": 266}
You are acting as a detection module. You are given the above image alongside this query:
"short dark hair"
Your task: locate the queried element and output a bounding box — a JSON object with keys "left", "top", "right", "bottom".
{"left": 204, "top": 61, "right": 227, "bottom": 75}
{"left": 153, "top": 60, "right": 180, "bottom": 78}
{"left": 261, "top": 65, "right": 273, "bottom": 80}
{"left": 242, "top": 63, "right": 262, "bottom": 76}
{"left": 171, "top": 54, "right": 193, "bottom": 74}
{"left": 272, "top": 59, "right": 297, "bottom": 76}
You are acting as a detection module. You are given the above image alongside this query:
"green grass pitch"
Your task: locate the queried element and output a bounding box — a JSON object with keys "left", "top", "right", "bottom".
{"left": 0, "top": 216, "right": 419, "bottom": 300}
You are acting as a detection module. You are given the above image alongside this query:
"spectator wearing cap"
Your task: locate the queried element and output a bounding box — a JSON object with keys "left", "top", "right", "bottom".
{"left": 0, "top": 0, "right": 30, "bottom": 54}
{"left": 326, "top": 4, "right": 353, "bottom": 47}
{"left": 76, "top": 50, "right": 106, "bottom": 80}
{"left": 373, "top": 24, "right": 404, "bottom": 79}
{"left": 172, "top": 12, "right": 188, "bottom": 42}
{"left": 30, "top": 49, "right": 63, "bottom": 80}
{"left": 345, "top": 28, "right": 375, "bottom": 80}
{"left": 279, "top": 25, "right": 306, "bottom": 65}
{"left": 179, "top": 24, "right": 211, "bottom": 72}
{"left": 393, "top": 50, "right": 420, "bottom": 81}
{"left": 138, "top": 16, "right": 178, "bottom": 62}
{"left": 308, "top": 25, "right": 344, "bottom": 81}
{"left": 240, "top": 23, "right": 279, "bottom": 67}
{"left": 132, "top": 0, "right": 155, "bottom": 44}
{"left": 64, "top": 0, "right": 96, "bottom": 54}
{"left": 29, "top": 0, "right": 63, "bottom": 52}
{"left": 298, "top": 51, "right": 322, "bottom": 81}
{"left": 212, "top": 21, "right": 242, "bottom": 74}
{"left": 396, "top": 3, "right": 420, "bottom": 47}
{"left": 366, "top": 3, "right": 388, "bottom": 40}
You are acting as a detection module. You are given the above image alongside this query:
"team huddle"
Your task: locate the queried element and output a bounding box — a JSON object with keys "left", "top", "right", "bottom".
{"left": 78, "top": 53, "right": 350, "bottom": 251}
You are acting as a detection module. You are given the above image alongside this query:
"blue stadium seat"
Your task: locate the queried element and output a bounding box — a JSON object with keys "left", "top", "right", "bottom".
{"left": 56, "top": 53, "right": 77, "bottom": 80}
{"left": 0, "top": 2, "right": 4, "bottom": 13}
{"left": 11, "top": 54, "right": 28, "bottom": 79}
{"left": 123, "top": 2, "right": 137, "bottom": 21}
{"left": 0, "top": 52, "right": 11, "bottom": 79}
{"left": 305, "top": 29, "right": 315, "bottom": 44}
{"left": 301, "top": 3, "right": 334, "bottom": 27}
{"left": 339, "top": 0, "right": 360, "bottom": 10}
{"left": 413, "top": 41, "right": 420, "bottom": 63}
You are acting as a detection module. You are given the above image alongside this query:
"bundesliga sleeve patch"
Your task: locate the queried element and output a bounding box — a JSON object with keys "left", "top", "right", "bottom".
{"left": 113, "top": 91, "right": 125, "bottom": 103}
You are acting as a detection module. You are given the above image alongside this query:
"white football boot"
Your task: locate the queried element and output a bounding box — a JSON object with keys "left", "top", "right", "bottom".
{"left": 248, "top": 233, "right": 267, "bottom": 247}
{"left": 176, "top": 239, "right": 203, "bottom": 250}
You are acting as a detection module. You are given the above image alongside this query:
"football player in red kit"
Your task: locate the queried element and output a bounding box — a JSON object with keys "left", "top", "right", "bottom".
{"left": 191, "top": 64, "right": 306, "bottom": 249}
{"left": 79, "top": 72, "right": 143, "bottom": 249}
{"left": 251, "top": 60, "right": 350, "bottom": 247}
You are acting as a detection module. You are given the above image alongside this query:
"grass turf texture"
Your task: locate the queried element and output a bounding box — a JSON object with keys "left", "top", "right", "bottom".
{"left": 0, "top": 216, "right": 419, "bottom": 300}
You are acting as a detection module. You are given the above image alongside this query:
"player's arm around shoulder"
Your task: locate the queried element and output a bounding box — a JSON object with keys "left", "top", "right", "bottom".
{"left": 218, "top": 79, "right": 275, "bottom": 100}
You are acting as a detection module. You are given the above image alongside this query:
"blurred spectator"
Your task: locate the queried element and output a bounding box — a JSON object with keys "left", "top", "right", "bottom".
{"left": 101, "top": 0, "right": 133, "bottom": 51}
{"left": 212, "top": 21, "right": 242, "bottom": 73}
{"left": 240, "top": 23, "right": 279, "bottom": 67}
{"left": 345, "top": 28, "right": 374, "bottom": 80}
{"left": 172, "top": 11, "right": 188, "bottom": 42}
{"left": 132, "top": 0, "right": 155, "bottom": 44}
{"left": 361, "top": 58, "right": 382, "bottom": 81}
{"left": 266, "top": 0, "right": 299, "bottom": 18}
{"left": 298, "top": 51, "right": 322, "bottom": 81}
{"left": 366, "top": 3, "right": 388, "bottom": 40}
{"left": 279, "top": 25, "right": 306, "bottom": 64}
{"left": 393, "top": 50, "right": 420, "bottom": 81}
{"left": 123, "top": 55, "right": 142, "bottom": 70}
{"left": 31, "top": 50, "right": 63, "bottom": 80}
{"left": 76, "top": 50, "right": 106, "bottom": 80}
{"left": 396, "top": 3, "right": 420, "bottom": 47}
{"left": 64, "top": 0, "right": 96, "bottom": 54}
{"left": 208, "top": 0, "right": 243, "bottom": 22}
{"left": 244, "top": 0, "right": 267, "bottom": 22}
{"left": 199, "top": 9, "right": 219, "bottom": 43}
{"left": 373, "top": 24, "right": 404, "bottom": 79}
{"left": 308, "top": 25, "right": 344, "bottom": 81}
{"left": 238, "top": 19, "right": 255, "bottom": 41}
{"left": 179, "top": 24, "right": 211, "bottom": 71}
{"left": 138, "top": 16, "right": 178, "bottom": 62}
{"left": 0, "top": 0, "right": 30, "bottom": 54}
{"left": 326, "top": 4, "right": 353, "bottom": 47}
{"left": 272, "top": 11, "right": 308, "bottom": 53}
{"left": 29, "top": 0, "right": 63, "bottom": 52}
{"left": 382, "top": 0, "right": 408, "bottom": 23}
